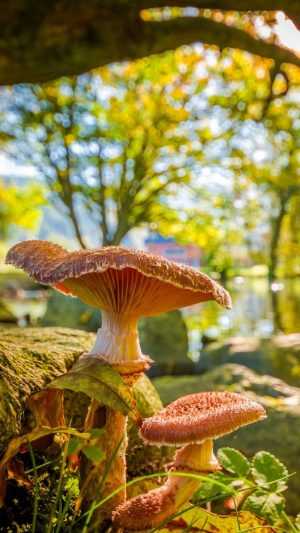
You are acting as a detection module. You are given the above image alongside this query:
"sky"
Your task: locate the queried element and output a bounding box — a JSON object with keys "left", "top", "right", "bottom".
{"left": 1, "top": 12, "right": 299, "bottom": 180}
{"left": 275, "top": 12, "right": 300, "bottom": 53}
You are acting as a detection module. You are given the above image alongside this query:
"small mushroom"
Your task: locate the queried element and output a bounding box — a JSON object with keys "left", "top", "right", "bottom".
{"left": 112, "top": 391, "right": 266, "bottom": 530}
{"left": 6, "top": 241, "right": 231, "bottom": 517}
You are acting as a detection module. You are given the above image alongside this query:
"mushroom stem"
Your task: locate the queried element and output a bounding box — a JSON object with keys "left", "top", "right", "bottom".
{"left": 81, "top": 404, "right": 128, "bottom": 527}
{"left": 88, "top": 311, "right": 143, "bottom": 363}
{"left": 112, "top": 440, "right": 220, "bottom": 531}
{"left": 174, "top": 440, "right": 220, "bottom": 473}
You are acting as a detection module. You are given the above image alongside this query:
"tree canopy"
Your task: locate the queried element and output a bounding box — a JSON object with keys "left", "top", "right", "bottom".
{"left": 0, "top": 180, "right": 45, "bottom": 240}
{"left": 2, "top": 52, "right": 208, "bottom": 247}
{"left": 1, "top": 44, "right": 300, "bottom": 278}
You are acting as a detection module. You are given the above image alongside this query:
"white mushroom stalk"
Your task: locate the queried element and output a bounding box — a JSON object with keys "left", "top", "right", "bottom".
{"left": 89, "top": 311, "right": 143, "bottom": 363}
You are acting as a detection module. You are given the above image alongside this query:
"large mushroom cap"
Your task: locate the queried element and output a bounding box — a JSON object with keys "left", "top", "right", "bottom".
{"left": 140, "top": 391, "right": 266, "bottom": 445}
{"left": 6, "top": 240, "right": 231, "bottom": 316}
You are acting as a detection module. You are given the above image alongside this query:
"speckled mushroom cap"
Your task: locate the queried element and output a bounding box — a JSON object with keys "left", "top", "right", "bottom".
{"left": 112, "top": 484, "right": 176, "bottom": 531}
{"left": 6, "top": 240, "right": 231, "bottom": 316}
{"left": 140, "top": 391, "right": 266, "bottom": 445}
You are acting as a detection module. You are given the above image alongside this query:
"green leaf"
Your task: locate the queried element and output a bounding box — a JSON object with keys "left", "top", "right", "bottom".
{"left": 49, "top": 357, "right": 137, "bottom": 418}
{"left": 251, "top": 451, "right": 288, "bottom": 492}
{"left": 82, "top": 445, "right": 105, "bottom": 464}
{"left": 67, "top": 437, "right": 82, "bottom": 456}
{"left": 218, "top": 447, "right": 251, "bottom": 477}
{"left": 193, "top": 472, "right": 234, "bottom": 503}
{"left": 244, "top": 489, "right": 285, "bottom": 522}
{"left": 90, "top": 428, "right": 105, "bottom": 439}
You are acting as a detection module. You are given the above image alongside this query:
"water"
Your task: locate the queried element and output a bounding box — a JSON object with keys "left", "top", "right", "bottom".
{"left": 1, "top": 276, "right": 300, "bottom": 337}
{"left": 1, "top": 275, "right": 300, "bottom": 384}
{"left": 184, "top": 277, "right": 300, "bottom": 360}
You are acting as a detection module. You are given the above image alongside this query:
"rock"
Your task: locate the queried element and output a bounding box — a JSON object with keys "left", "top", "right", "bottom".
{"left": 139, "top": 310, "right": 189, "bottom": 375}
{"left": 0, "top": 326, "right": 94, "bottom": 451}
{"left": 41, "top": 291, "right": 99, "bottom": 331}
{"left": 198, "top": 334, "right": 300, "bottom": 386}
{"left": 154, "top": 363, "right": 300, "bottom": 514}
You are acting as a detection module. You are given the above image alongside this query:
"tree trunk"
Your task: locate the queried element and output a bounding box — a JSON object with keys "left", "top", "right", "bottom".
{"left": 68, "top": 203, "right": 88, "bottom": 249}
{"left": 269, "top": 193, "right": 290, "bottom": 282}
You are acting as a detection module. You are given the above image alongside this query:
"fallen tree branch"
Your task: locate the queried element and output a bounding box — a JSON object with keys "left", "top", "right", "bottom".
{"left": 1, "top": 2, "right": 300, "bottom": 85}
{"left": 141, "top": 17, "right": 300, "bottom": 67}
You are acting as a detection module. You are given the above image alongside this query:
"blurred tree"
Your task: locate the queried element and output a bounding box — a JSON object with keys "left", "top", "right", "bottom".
{"left": 207, "top": 49, "right": 300, "bottom": 279}
{"left": 2, "top": 51, "right": 207, "bottom": 247}
{"left": 0, "top": 180, "right": 45, "bottom": 240}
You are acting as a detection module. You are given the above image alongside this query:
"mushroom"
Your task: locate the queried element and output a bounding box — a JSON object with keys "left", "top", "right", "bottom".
{"left": 5, "top": 240, "right": 231, "bottom": 516}
{"left": 112, "top": 391, "right": 266, "bottom": 530}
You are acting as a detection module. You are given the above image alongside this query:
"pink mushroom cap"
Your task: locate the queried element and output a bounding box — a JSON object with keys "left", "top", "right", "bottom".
{"left": 140, "top": 391, "right": 266, "bottom": 446}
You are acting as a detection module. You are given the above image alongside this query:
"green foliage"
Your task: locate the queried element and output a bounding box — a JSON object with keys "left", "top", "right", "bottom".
{"left": 81, "top": 446, "right": 105, "bottom": 465}
{"left": 245, "top": 490, "right": 286, "bottom": 523}
{"left": 207, "top": 50, "right": 300, "bottom": 278}
{"left": 251, "top": 451, "right": 288, "bottom": 492}
{"left": 2, "top": 442, "right": 297, "bottom": 532}
{"left": 0, "top": 179, "right": 45, "bottom": 240}
{"left": 218, "top": 447, "right": 251, "bottom": 477}
{"left": 2, "top": 51, "right": 206, "bottom": 247}
{"left": 67, "top": 431, "right": 106, "bottom": 462}
{"left": 194, "top": 447, "right": 294, "bottom": 529}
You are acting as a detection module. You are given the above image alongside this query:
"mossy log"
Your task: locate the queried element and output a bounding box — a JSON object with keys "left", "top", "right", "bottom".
{"left": 0, "top": 327, "right": 94, "bottom": 452}
{"left": 0, "top": 326, "right": 169, "bottom": 480}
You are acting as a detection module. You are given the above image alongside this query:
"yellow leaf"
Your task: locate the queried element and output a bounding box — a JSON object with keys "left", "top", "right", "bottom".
{"left": 159, "top": 507, "right": 275, "bottom": 533}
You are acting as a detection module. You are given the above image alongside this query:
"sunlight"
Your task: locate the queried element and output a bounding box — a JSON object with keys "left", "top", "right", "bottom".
{"left": 275, "top": 11, "right": 300, "bottom": 53}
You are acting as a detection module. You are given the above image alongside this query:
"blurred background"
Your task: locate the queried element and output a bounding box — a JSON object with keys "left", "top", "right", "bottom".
{"left": 1, "top": 9, "right": 300, "bottom": 385}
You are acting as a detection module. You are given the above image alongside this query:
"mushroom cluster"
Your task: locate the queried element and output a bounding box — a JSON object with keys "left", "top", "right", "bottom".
{"left": 6, "top": 240, "right": 231, "bottom": 520}
{"left": 113, "top": 391, "right": 266, "bottom": 530}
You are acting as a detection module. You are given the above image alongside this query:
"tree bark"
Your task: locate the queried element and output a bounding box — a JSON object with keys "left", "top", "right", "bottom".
{"left": 1, "top": 1, "right": 300, "bottom": 85}
{"left": 269, "top": 192, "right": 290, "bottom": 282}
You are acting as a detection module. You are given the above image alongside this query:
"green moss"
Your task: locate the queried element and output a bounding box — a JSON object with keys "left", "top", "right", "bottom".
{"left": 0, "top": 326, "right": 94, "bottom": 451}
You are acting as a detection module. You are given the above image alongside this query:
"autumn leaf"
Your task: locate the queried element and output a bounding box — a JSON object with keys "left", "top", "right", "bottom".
{"left": 160, "top": 507, "right": 275, "bottom": 533}
{"left": 49, "top": 357, "right": 138, "bottom": 419}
